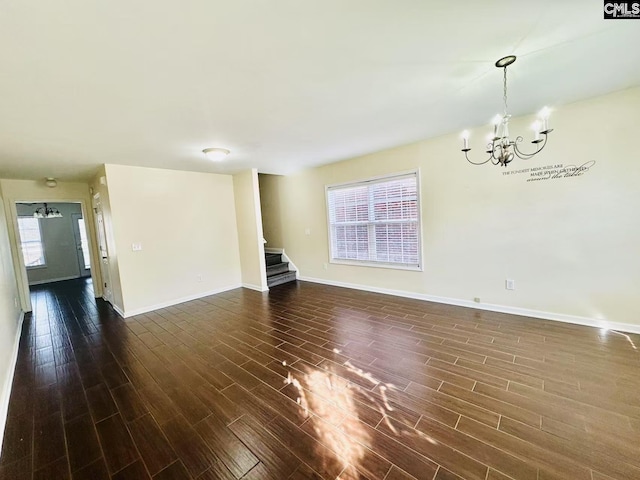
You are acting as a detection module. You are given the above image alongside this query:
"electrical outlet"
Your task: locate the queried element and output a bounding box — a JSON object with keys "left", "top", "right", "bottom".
{"left": 323, "top": 263, "right": 328, "bottom": 270}
{"left": 132, "top": 242, "right": 143, "bottom": 251}
{"left": 506, "top": 279, "right": 515, "bottom": 290}
{"left": 305, "top": 228, "right": 311, "bottom": 236}
{"left": 196, "top": 274, "right": 203, "bottom": 282}
{"left": 473, "top": 297, "right": 481, "bottom": 303}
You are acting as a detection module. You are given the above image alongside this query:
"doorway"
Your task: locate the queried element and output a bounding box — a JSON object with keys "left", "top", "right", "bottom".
{"left": 15, "top": 202, "right": 92, "bottom": 286}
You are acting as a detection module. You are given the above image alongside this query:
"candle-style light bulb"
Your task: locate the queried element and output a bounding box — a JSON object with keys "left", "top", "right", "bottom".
{"left": 539, "top": 106, "right": 551, "bottom": 132}
{"left": 532, "top": 121, "right": 541, "bottom": 141}
{"left": 491, "top": 114, "right": 501, "bottom": 139}
{"left": 462, "top": 130, "right": 469, "bottom": 150}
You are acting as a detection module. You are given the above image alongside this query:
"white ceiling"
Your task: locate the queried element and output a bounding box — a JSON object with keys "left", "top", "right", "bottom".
{"left": 1, "top": 1, "right": 639, "bottom": 181}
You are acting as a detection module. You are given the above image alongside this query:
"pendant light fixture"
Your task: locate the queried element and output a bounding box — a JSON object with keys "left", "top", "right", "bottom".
{"left": 462, "top": 55, "right": 553, "bottom": 167}
{"left": 33, "top": 203, "right": 63, "bottom": 218}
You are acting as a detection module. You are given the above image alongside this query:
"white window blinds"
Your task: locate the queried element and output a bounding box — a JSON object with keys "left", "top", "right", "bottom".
{"left": 327, "top": 172, "right": 420, "bottom": 268}
{"left": 18, "top": 217, "right": 46, "bottom": 267}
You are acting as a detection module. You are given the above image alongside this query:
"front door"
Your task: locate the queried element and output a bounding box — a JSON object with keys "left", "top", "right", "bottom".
{"left": 71, "top": 213, "right": 91, "bottom": 277}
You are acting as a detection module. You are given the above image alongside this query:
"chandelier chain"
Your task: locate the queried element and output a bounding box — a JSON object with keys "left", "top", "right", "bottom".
{"left": 503, "top": 67, "right": 508, "bottom": 116}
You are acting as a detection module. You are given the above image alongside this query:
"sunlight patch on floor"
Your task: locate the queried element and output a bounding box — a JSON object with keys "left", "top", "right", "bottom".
{"left": 283, "top": 348, "right": 438, "bottom": 479}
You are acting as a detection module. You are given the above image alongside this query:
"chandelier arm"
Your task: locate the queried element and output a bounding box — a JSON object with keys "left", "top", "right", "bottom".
{"left": 463, "top": 150, "right": 494, "bottom": 165}
{"left": 512, "top": 133, "right": 550, "bottom": 160}
{"left": 484, "top": 141, "right": 502, "bottom": 165}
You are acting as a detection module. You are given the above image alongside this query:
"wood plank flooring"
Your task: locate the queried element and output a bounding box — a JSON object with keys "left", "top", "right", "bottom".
{"left": 1, "top": 278, "right": 639, "bottom": 480}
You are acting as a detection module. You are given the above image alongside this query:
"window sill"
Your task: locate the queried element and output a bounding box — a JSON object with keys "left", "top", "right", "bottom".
{"left": 26, "top": 265, "right": 47, "bottom": 270}
{"left": 329, "top": 259, "right": 423, "bottom": 272}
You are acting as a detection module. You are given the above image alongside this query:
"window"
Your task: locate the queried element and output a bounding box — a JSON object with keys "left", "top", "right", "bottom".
{"left": 77, "top": 218, "right": 91, "bottom": 269}
{"left": 18, "top": 217, "right": 46, "bottom": 267}
{"left": 326, "top": 171, "right": 421, "bottom": 269}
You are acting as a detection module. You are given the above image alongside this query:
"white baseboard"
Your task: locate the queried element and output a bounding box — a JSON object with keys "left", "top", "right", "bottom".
{"left": 119, "top": 284, "right": 242, "bottom": 318}
{"left": 0, "top": 311, "right": 24, "bottom": 454}
{"left": 112, "top": 304, "right": 126, "bottom": 318}
{"left": 299, "top": 276, "right": 640, "bottom": 335}
{"left": 28, "top": 275, "right": 80, "bottom": 286}
{"left": 242, "top": 283, "right": 269, "bottom": 292}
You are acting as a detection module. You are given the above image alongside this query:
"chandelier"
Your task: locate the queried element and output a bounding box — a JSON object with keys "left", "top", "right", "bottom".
{"left": 461, "top": 55, "right": 553, "bottom": 167}
{"left": 33, "top": 203, "right": 63, "bottom": 218}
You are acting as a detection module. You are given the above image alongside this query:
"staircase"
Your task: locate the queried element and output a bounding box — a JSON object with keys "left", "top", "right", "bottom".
{"left": 265, "top": 252, "right": 297, "bottom": 288}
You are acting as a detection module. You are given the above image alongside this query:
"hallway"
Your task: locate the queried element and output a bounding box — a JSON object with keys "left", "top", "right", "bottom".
{"left": 1, "top": 279, "right": 639, "bottom": 479}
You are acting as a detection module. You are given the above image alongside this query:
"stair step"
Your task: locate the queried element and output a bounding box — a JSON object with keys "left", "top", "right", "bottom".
{"left": 266, "top": 262, "right": 289, "bottom": 277}
{"left": 265, "top": 253, "right": 282, "bottom": 266}
{"left": 267, "top": 271, "right": 297, "bottom": 288}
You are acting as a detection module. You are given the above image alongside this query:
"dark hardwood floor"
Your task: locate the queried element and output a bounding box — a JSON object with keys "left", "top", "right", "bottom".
{"left": 1, "top": 278, "right": 639, "bottom": 480}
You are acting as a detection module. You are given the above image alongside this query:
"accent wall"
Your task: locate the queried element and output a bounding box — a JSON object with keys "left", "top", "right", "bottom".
{"left": 15, "top": 202, "right": 88, "bottom": 285}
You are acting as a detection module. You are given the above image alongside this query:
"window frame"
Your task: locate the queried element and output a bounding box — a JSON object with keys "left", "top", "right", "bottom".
{"left": 17, "top": 216, "right": 47, "bottom": 269}
{"left": 325, "top": 170, "right": 423, "bottom": 272}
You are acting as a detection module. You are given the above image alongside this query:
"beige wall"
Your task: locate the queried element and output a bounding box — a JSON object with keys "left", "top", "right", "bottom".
{"left": 233, "top": 169, "right": 267, "bottom": 291}
{"left": 0, "top": 179, "right": 102, "bottom": 311}
{"left": 261, "top": 86, "right": 640, "bottom": 330}
{"left": 0, "top": 185, "right": 22, "bottom": 447}
{"left": 103, "top": 164, "right": 242, "bottom": 316}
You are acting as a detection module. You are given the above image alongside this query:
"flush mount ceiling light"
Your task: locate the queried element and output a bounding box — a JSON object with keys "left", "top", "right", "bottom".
{"left": 45, "top": 177, "right": 57, "bottom": 188}
{"left": 33, "top": 203, "right": 63, "bottom": 218}
{"left": 202, "top": 147, "right": 230, "bottom": 162}
{"left": 461, "top": 55, "right": 553, "bottom": 167}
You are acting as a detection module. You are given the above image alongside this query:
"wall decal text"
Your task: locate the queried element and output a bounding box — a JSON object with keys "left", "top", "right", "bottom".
{"left": 502, "top": 161, "right": 596, "bottom": 182}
